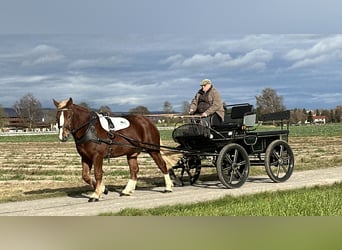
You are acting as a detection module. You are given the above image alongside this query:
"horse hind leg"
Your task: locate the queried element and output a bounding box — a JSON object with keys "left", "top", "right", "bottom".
{"left": 149, "top": 151, "right": 173, "bottom": 193}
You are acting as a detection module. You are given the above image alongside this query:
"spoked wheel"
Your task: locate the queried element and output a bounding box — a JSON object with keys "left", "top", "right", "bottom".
{"left": 170, "top": 156, "right": 202, "bottom": 186}
{"left": 216, "top": 144, "right": 250, "bottom": 188}
{"left": 265, "top": 140, "right": 294, "bottom": 182}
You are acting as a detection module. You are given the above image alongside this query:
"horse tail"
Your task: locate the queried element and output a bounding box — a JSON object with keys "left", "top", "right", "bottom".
{"left": 159, "top": 139, "right": 181, "bottom": 169}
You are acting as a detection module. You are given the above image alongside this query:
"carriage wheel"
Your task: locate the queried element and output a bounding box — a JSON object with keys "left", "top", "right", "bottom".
{"left": 265, "top": 140, "right": 294, "bottom": 183}
{"left": 170, "top": 156, "right": 202, "bottom": 186}
{"left": 216, "top": 143, "right": 250, "bottom": 188}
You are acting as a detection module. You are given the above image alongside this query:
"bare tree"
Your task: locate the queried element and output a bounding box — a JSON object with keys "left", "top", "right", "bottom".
{"left": 290, "top": 108, "right": 307, "bottom": 124}
{"left": 78, "top": 102, "right": 91, "bottom": 110}
{"left": 0, "top": 105, "right": 8, "bottom": 130}
{"left": 98, "top": 105, "right": 113, "bottom": 115}
{"left": 255, "top": 88, "right": 285, "bottom": 114}
{"left": 163, "top": 101, "right": 173, "bottom": 114}
{"left": 335, "top": 106, "right": 342, "bottom": 123}
{"left": 129, "top": 106, "right": 150, "bottom": 115}
{"left": 182, "top": 101, "right": 190, "bottom": 115}
{"left": 13, "top": 93, "right": 42, "bottom": 130}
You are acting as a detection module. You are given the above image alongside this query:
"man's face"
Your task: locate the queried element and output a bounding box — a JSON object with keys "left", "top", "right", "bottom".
{"left": 202, "top": 84, "right": 211, "bottom": 92}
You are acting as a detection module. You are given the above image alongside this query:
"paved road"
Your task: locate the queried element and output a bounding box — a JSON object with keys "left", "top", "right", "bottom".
{"left": 1, "top": 167, "right": 341, "bottom": 216}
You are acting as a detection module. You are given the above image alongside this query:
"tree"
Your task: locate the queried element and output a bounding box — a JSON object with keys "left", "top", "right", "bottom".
{"left": 129, "top": 106, "right": 150, "bottom": 115}
{"left": 0, "top": 105, "right": 8, "bottom": 130}
{"left": 78, "top": 102, "right": 90, "bottom": 110}
{"left": 307, "top": 110, "right": 313, "bottom": 123}
{"left": 336, "top": 106, "right": 342, "bottom": 123}
{"left": 290, "top": 108, "right": 306, "bottom": 124}
{"left": 98, "top": 105, "right": 113, "bottom": 115}
{"left": 255, "top": 88, "right": 285, "bottom": 114}
{"left": 163, "top": 101, "right": 173, "bottom": 114}
{"left": 182, "top": 101, "right": 190, "bottom": 115}
{"left": 13, "top": 93, "right": 42, "bottom": 130}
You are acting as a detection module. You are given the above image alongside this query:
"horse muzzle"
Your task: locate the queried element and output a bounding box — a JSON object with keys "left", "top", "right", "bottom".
{"left": 58, "top": 128, "right": 71, "bottom": 142}
{"left": 59, "top": 135, "right": 69, "bottom": 142}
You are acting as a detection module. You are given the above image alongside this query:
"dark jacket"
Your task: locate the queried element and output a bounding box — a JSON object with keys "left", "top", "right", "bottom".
{"left": 190, "top": 85, "right": 225, "bottom": 121}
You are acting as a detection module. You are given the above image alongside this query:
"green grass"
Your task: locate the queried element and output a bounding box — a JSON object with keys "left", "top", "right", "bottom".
{"left": 289, "top": 123, "right": 342, "bottom": 137}
{"left": 102, "top": 182, "right": 342, "bottom": 216}
{"left": 0, "top": 133, "right": 59, "bottom": 142}
{"left": 1, "top": 123, "right": 341, "bottom": 143}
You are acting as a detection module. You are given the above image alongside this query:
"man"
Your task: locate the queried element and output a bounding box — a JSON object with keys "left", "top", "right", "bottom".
{"left": 189, "top": 79, "right": 225, "bottom": 125}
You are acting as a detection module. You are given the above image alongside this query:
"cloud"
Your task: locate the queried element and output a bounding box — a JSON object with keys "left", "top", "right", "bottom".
{"left": 182, "top": 53, "right": 232, "bottom": 68}
{"left": 21, "top": 44, "right": 65, "bottom": 66}
{"left": 285, "top": 35, "right": 342, "bottom": 69}
{"left": 165, "top": 49, "right": 272, "bottom": 71}
{"left": 68, "top": 55, "right": 129, "bottom": 69}
{"left": 1, "top": 34, "right": 341, "bottom": 111}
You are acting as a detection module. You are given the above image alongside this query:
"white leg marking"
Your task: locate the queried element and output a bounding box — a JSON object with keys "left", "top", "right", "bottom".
{"left": 59, "top": 111, "right": 65, "bottom": 141}
{"left": 100, "top": 182, "right": 106, "bottom": 193}
{"left": 122, "top": 179, "right": 137, "bottom": 195}
{"left": 164, "top": 174, "right": 173, "bottom": 192}
{"left": 90, "top": 192, "right": 100, "bottom": 199}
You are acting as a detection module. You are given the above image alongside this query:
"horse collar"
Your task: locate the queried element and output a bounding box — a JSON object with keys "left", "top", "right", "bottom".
{"left": 73, "top": 112, "right": 100, "bottom": 145}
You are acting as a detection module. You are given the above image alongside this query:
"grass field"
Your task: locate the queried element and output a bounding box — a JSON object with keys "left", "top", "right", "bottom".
{"left": 0, "top": 123, "right": 341, "bottom": 209}
{"left": 1, "top": 123, "right": 342, "bottom": 142}
{"left": 103, "top": 182, "right": 342, "bottom": 216}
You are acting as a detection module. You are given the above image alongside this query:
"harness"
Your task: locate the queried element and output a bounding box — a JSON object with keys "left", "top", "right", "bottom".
{"left": 57, "top": 108, "right": 189, "bottom": 156}
{"left": 73, "top": 112, "right": 101, "bottom": 145}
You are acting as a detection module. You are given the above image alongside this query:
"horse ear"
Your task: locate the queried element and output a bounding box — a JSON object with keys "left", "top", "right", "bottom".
{"left": 67, "top": 97, "right": 73, "bottom": 106}
{"left": 53, "top": 99, "right": 59, "bottom": 108}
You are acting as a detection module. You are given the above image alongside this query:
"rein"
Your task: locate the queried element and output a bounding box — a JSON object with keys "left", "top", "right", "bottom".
{"left": 59, "top": 107, "right": 195, "bottom": 154}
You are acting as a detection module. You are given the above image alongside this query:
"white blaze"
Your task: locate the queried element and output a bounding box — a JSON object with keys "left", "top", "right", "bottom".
{"left": 59, "top": 111, "right": 65, "bottom": 140}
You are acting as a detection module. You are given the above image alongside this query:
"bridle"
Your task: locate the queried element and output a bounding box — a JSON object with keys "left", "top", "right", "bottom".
{"left": 57, "top": 107, "right": 94, "bottom": 135}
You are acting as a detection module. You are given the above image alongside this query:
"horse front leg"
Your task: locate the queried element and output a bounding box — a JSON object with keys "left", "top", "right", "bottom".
{"left": 81, "top": 157, "right": 96, "bottom": 188}
{"left": 88, "top": 156, "right": 109, "bottom": 202}
{"left": 121, "top": 153, "right": 140, "bottom": 196}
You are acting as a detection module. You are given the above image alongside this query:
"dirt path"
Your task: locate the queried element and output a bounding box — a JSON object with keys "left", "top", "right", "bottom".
{"left": 0, "top": 167, "right": 341, "bottom": 216}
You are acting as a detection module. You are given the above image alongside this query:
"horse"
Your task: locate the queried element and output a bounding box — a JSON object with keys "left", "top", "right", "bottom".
{"left": 53, "top": 98, "right": 173, "bottom": 202}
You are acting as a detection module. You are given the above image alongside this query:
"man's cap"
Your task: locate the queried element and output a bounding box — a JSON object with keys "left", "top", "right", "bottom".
{"left": 200, "top": 79, "right": 212, "bottom": 86}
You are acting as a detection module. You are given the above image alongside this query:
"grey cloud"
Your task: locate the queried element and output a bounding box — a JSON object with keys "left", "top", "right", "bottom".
{"left": 68, "top": 56, "right": 130, "bottom": 70}
{"left": 285, "top": 35, "right": 342, "bottom": 69}
{"left": 165, "top": 49, "right": 272, "bottom": 72}
{"left": 21, "top": 44, "right": 65, "bottom": 66}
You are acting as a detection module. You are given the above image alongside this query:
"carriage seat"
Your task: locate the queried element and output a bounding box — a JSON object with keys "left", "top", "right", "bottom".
{"left": 212, "top": 104, "right": 254, "bottom": 131}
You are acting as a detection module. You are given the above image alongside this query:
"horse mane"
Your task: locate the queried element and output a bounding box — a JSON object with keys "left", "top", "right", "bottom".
{"left": 56, "top": 99, "right": 70, "bottom": 109}
{"left": 73, "top": 103, "right": 91, "bottom": 113}
{"left": 59, "top": 100, "right": 90, "bottom": 113}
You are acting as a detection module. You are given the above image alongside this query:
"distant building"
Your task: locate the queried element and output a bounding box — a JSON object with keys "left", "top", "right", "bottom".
{"left": 304, "top": 110, "right": 326, "bottom": 125}
{"left": 1, "top": 108, "right": 53, "bottom": 132}
{"left": 312, "top": 115, "right": 326, "bottom": 124}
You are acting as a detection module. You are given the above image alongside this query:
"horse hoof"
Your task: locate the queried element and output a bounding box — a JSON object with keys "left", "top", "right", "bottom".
{"left": 104, "top": 187, "right": 109, "bottom": 195}
{"left": 88, "top": 197, "right": 99, "bottom": 202}
{"left": 120, "top": 192, "right": 130, "bottom": 197}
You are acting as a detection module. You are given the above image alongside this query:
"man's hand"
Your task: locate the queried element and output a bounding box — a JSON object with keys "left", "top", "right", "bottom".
{"left": 189, "top": 109, "right": 194, "bottom": 115}
{"left": 201, "top": 112, "right": 208, "bottom": 117}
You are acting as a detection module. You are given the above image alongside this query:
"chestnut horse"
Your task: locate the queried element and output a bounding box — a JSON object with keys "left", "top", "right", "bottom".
{"left": 53, "top": 98, "right": 173, "bottom": 202}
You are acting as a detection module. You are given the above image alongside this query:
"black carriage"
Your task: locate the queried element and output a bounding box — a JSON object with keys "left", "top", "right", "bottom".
{"left": 169, "top": 103, "right": 295, "bottom": 188}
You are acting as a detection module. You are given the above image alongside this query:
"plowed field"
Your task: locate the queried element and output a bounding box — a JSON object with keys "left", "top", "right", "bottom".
{"left": 1, "top": 137, "right": 342, "bottom": 202}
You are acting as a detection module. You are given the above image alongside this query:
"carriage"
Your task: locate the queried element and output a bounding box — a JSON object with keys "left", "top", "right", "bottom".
{"left": 168, "top": 103, "right": 295, "bottom": 189}
{"left": 54, "top": 98, "right": 294, "bottom": 202}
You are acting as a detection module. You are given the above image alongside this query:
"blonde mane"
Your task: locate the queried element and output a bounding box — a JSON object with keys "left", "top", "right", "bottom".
{"left": 57, "top": 99, "right": 69, "bottom": 109}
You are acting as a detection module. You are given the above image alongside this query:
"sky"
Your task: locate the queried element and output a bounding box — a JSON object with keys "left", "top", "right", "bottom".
{"left": 0, "top": 0, "right": 342, "bottom": 112}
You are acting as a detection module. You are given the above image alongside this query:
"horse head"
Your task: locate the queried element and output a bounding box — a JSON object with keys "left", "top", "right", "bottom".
{"left": 53, "top": 97, "right": 74, "bottom": 142}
